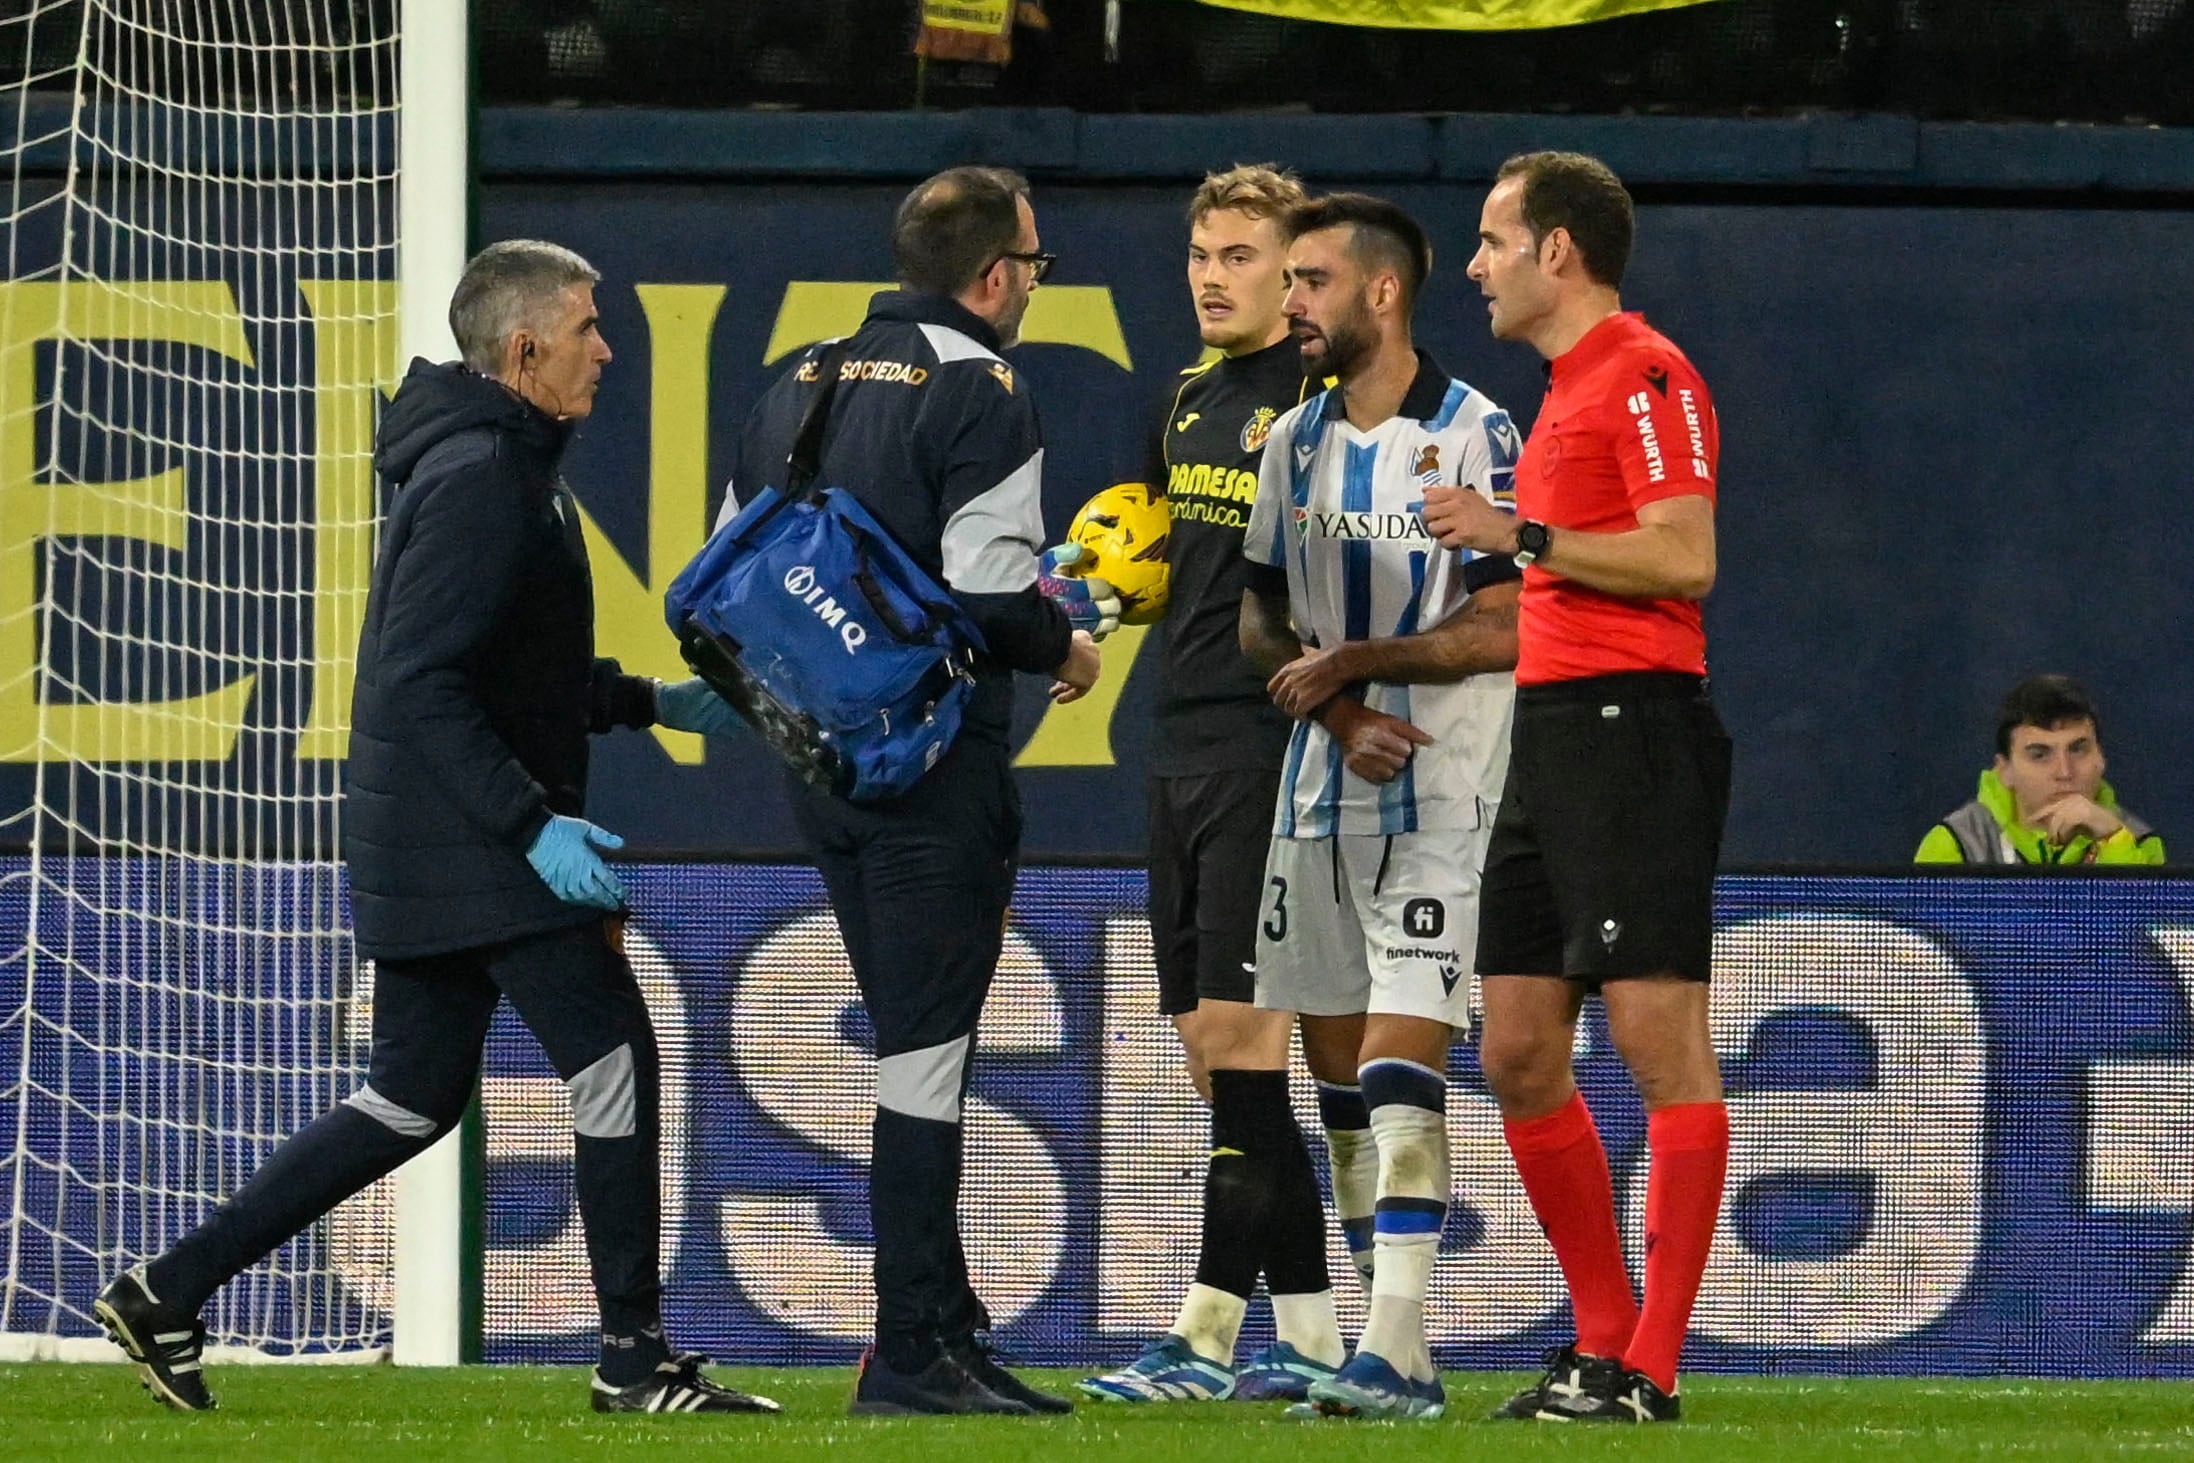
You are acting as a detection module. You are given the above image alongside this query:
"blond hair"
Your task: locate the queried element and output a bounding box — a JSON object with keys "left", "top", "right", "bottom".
{"left": 1188, "top": 164, "right": 1307, "bottom": 227}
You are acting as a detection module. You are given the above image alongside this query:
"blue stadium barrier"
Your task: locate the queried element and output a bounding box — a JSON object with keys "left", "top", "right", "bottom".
{"left": 8, "top": 856, "right": 2192, "bottom": 1375}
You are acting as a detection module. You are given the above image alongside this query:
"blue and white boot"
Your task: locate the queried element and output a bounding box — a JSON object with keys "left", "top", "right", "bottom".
{"left": 1077, "top": 1334, "right": 1236, "bottom": 1403}
{"left": 1233, "top": 1341, "right": 1341, "bottom": 1403}
{"left": 1295, "top": 1351, "right": 1446, "bottom": 1420}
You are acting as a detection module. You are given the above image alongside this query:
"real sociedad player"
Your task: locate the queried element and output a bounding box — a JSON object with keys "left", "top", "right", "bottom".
{"left": 1239, "top": 193, "right": 1523, "bottom": 1421}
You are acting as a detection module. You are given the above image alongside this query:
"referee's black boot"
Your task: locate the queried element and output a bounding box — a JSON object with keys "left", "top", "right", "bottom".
{"left": 95, "top": 1265, "right": 216, "bottom": 1412}
{"left": 951, "top": 1331, "right": 1074, "bottom": 1414}
{"left": 1490, "top": 1343, "right": 1616, "bottom": 1420}
{"left": 850, "top": 1346, "right": 1034, "bottom": 1416}
{"left": 1536, "top": 1365, "right": 1680, "bottom": 1423}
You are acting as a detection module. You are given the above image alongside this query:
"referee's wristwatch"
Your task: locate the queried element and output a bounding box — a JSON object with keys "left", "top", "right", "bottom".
{"left": 1512, "top": 518, "right": 1552, "bottom": 567}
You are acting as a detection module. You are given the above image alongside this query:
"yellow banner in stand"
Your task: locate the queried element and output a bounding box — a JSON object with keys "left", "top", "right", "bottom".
{"left": 920, "top": 0, "right": 1014, "bottom": 34}
{"left": 1186, "top": 0, "right": 1718, "bottom": 29}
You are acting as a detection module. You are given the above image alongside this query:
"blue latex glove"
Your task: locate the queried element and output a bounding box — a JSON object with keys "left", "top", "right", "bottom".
{"left": 1038, "top": 544, "right": 1121, "bottom": 640}
{"left": 654, "top": 676, "right": 740, "bottom": 737}
{"left": 525, "top": 815, "right": 627, "bottom": 910}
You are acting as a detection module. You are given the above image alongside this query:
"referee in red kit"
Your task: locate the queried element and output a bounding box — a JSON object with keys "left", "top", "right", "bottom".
{"left": 1422, "top": 151, "right": 1730, "bottom": 1425}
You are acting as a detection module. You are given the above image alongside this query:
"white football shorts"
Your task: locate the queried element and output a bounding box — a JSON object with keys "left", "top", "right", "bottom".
{"left": 1251, "top": 825, "right": 1489, "bottom": 1031}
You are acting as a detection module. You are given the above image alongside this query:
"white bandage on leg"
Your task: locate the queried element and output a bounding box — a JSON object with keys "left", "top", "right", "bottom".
{"left": 1358, "top": 1058, "right": 1451, "bottom": 1383}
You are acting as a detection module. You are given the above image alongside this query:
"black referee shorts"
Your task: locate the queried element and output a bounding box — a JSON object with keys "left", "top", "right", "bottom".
{"left": 1477, "top": 672, "right": 1731, "bottom": 985}
{"left": 1147, "top": 768, "right": 1280, "bottom": 1016}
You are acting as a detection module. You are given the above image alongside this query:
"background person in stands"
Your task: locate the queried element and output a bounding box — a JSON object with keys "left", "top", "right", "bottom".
{"left": 1917, "top": 674, "right": 2164, "bottom": 866}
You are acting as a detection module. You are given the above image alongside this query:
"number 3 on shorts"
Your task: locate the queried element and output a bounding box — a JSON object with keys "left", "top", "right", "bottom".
{"left": 1263, "top": 875, "right": 1288, "bottom": 942}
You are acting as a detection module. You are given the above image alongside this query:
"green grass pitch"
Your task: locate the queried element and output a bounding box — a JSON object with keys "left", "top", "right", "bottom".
{"left": 4, "top": 1364, "right": 2190, "bottom": 1461}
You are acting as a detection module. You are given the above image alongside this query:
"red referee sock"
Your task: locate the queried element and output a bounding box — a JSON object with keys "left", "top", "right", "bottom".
{"left": 1502, "top": 1091, "right": 1637, "bottom": 1359}
{"left": 1626, "top": 1100, "right": 1730, "bottom": 1396}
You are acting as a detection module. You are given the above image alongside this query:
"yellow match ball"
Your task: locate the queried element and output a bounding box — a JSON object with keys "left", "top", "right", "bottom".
{"left": 1066, "top": 482, "right": 1171, "bottom": 625}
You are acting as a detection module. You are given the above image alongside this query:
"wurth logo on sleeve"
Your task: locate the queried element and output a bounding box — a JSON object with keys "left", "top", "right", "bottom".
{"left": 1679, "top": 388, "right": 1710, "bottom": 479}
{"left": 1628, "top": 393, "right": 1667, "bottom": 484}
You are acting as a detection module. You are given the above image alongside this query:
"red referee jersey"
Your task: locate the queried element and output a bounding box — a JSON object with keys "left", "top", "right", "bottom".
{"left": 1513, "top": 312, "right": 1718, "bottom": 686}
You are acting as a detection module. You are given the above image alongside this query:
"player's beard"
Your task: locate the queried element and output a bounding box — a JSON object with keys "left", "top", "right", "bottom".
{"left": 1301, "top": 298, "right": 1375, "bottom": 377}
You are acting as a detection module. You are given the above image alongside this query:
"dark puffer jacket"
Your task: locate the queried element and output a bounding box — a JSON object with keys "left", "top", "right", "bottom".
{"left": 344, "top": 359, "right": 656, "bottom": 960}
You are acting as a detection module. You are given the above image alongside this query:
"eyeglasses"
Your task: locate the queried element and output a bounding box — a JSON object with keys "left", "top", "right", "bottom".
{"left": 995, "top": 250, "right": 1056, "bottom": 283}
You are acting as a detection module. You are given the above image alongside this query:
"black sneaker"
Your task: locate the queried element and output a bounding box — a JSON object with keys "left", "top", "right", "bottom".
{"left": 1489, "top": 1344, "right": 1618, "bottom": 1420}
{"left": 591, "top": 1354, "right": 783, "bottom": 1414}
{"left": 951, "top": 1333, "right": 1073, "bottom": 1414}
{"left": 94, "top": 1266, "right": 215, "bottom": 1412}
{"left": 850, "top": 1347, "right": 1033, "bottom": 1416}
{"left": 1536, "top": 1365, "right": 1681, "bottom": 1423}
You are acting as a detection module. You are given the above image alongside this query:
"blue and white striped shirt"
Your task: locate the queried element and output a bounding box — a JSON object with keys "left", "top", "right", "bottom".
{"left": 1243, "top": 355, "right": 1520, "bottom": 838}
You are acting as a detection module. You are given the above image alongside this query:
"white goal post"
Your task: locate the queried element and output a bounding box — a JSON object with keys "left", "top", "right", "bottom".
{"left": 390, "top": 0, "right": 469, "bottom": 1372}
{"left": 0, "top": 0, "right": 471, "bottom": 1363}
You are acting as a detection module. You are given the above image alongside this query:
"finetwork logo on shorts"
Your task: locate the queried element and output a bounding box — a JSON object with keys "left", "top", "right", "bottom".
{"left": 1403, "top": 898, "right": 1446, "bottom": 939}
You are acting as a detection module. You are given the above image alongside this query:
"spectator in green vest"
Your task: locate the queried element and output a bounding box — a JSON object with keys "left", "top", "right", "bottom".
{"left": 1917, "top": 675, "right": 2164, "bottom": 866}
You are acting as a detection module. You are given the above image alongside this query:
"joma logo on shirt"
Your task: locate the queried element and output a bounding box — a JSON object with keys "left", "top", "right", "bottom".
{"left": 1292, "top": 508, "right": 1435, "bottom": 540}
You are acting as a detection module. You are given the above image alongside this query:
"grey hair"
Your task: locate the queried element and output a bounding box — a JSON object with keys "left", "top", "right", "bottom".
{"left": 448, "top": 239, "right": 601, "bottom": 374}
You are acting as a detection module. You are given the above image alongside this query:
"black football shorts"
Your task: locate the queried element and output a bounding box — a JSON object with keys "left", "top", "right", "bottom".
{"left": 1477, "top": 672, "right": 1731, "bottom": 985}
{"left": 1147, "top": 768, "right": 1280, "bottom": 1015}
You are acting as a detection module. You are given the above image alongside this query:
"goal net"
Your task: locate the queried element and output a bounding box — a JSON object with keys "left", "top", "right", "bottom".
{"left": 0, "top": 0, "right": 401, "bottom": 1359}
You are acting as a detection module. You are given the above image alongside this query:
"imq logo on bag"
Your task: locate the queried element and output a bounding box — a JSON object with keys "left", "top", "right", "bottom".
{"left": 783, "top": 564, "right": 869, "bottom": 654}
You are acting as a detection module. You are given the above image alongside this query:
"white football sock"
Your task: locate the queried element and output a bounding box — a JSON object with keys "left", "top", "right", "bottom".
{"left": 1170, "top": 1282, "right": 1248, "bottom": 1365}
{"left": 1269, "top": 1288, "right": 1345, "bottom": 1368}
